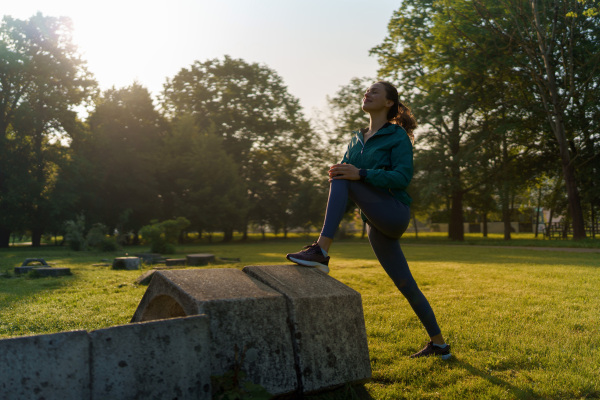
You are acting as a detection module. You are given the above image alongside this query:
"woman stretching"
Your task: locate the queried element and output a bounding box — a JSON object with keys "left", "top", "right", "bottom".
{"left": 286, "top": 81, "right": 450, "bottom": 359}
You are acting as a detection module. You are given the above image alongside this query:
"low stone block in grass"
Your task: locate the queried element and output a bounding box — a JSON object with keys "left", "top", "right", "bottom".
{"left": 112, "top": 257, "right": 140, "bottom": 270}
{"left": 186, "top": 253, "right": 215, "bottom": 266}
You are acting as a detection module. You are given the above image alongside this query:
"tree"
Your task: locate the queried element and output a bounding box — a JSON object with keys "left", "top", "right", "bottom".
{"left": 75, "top": 83, "right": 167, "bottom": 236}
{"left": 0, "top": 13, "right": 96, "bottom": 246}
{"left": 451, "top": 0, "right": 600, "bottom": 239}
{"left": 159, "top": 115, "right": 247, "bottom": 239}
{"left": 161, "top": 56, "right": 314, "bottom": 237}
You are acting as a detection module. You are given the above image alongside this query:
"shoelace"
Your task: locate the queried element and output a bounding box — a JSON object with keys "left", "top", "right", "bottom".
{"left": 301, "top": 242, "right": 318, "bottom": 251}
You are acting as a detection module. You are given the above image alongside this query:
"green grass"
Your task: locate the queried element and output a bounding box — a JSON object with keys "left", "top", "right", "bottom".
{"left": 1, "top": 239, "right": 599, "bottom": 399}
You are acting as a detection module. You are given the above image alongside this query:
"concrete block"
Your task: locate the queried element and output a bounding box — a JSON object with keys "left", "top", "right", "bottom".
{"left": 15, "top": 258, "right": 51, "bottom": 274}
{"left": 134, "top": 253, "right": 163, "bottom": 264}
{"left": 32, "top": 267, "right": 71, "bottom": 277}
{"left": 90, "top": 315, "right": 211, "bottom": 400}
{"left": 112, "top": 256, "right": 140, "bottom": 270}
{"left": 131, "top": 268, "right": 297, "bottom": 395}
{"left": 186, "top": 253, "right": 215, "bottom": 266}
{"left": 0, "top": 330, "right": 90, "bottom": 399}
{"left": 243, "top": 265, "right": 372, "bottom": 393}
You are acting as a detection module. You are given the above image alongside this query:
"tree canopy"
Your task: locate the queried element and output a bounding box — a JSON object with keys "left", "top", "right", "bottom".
{"left": 1, "top": 7, "right": 598, "bottom": 246}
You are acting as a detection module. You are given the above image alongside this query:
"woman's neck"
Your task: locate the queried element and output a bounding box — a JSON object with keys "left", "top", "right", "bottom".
{"left": 368, "top": 112, "right": 389, "bottom": 134}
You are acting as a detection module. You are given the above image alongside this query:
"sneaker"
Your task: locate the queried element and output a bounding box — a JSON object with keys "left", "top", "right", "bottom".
{"left": 286, "top": 242, "right": 330, "bottom": 274}
{"left": 410, "top": 341, "right": 452, "bottom": 360}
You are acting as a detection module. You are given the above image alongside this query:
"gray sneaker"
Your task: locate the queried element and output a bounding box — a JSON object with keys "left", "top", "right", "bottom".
{"left": 286, "top": 242, "right": 330, "bottom": 274}
{"left": 410, "top": 341, "right": 452, "bottom": 360}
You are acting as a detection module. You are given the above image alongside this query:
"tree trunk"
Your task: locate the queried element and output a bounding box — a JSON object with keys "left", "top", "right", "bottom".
{"left": 449, "top": 189, "right": 464, "bottom": 241}
{"left": 560, "top": 154, "right": 586, "bottom": 239}
{"left": 31, "top": 228, "right": 43, "bottom": 247}
{"left": 482, "top": 212, "right": 488, "bottom": 237}
{"left": 0, "top": 227, "right": 10, "bottom": 248}
{"left": 501, "top": 190, "right": 511, "bottom": 241}
{"left": 562, "top": 209, "right": 571, "bottom": 239}
{"left": 501, "top": 124, "right": 511, "bottom": 240}
{"left": 531, "top": 0, "right": 586, "bottom": 240}
{"left": 592, "top": 207, "right": 596, "bottom": 239}
{"left": 534, "top": 186, "right": 542, "bottom": 238}
{"left": 242, "top": 215, "right": 249, "bottom": 240}
{"left": 448, "top": 114, "right": 464, "bottom": 241}
{"left": 223, "top": 227, "right": 233, "bottom": 242}
{"left": 547, "top": 208, "right": 555, "bottom": 239}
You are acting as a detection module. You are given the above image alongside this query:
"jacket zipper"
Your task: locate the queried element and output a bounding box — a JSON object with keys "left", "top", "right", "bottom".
{"left": 358, "top": 137, "right": 365, "bottom": 154}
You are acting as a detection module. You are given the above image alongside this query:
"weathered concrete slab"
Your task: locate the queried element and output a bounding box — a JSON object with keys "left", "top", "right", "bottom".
{"left": 0, "top": 330, "right": 90, "bottom": 399}
{"left": 134, "top": 253, "right": 164, "bottom": 264}
{"left": 112, "top": 256, "right": 140, "bottom": 270}
{"left": 90, "top": 315, "right": 211, "bottom": 400}
{"left": 243, "top": 265, "right": 372, "bottom": 393}
{"left": 15, "top": 258, "right": 52, "bottom": 274}
{"left": 186, "top": 253, "right": 215, "bottom": 266}
{"left": 130, "top": 269, "right": 297, "bottom": 395}
{"left": 33, "top": 267, "right": 71, "bottom": 277}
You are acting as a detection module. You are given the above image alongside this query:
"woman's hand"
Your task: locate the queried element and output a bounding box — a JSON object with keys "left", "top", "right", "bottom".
{"left": 328, "top": 163, "right": 360, "bottom": 181}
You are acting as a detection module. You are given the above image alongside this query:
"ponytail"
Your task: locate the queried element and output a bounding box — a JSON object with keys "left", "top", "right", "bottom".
{"left": 377, "top": 81, "right": 417, "bottom": 144}
{"left": 391, "top": 102, "right": 416, "bottom": 144}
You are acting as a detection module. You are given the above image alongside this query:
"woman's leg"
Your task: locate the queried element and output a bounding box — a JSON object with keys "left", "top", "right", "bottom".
{"left": 319, "top": 179, "right": 351, "bottom": 243}
{"left": 287, "top": 179, "right": 377, "bottom": 270}
{"left": 319, "top": 179, "right": 406, "bottom": 245}
{"left": 366, "top": 223, "right": 442, "bottom": 338}
{"left": 312, "top": 180, "right": 448, "bottom": 352}
{"left": 348, "top": 184, "right": 444, "bottom": 341}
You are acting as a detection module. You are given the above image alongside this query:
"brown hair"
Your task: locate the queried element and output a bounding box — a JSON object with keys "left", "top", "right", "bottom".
{"left": 376, "top": 81, "right": 416, "bottom": 143}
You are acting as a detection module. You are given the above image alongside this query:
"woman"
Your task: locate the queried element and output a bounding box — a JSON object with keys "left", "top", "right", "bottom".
{"left": 286, "top": 81, "right": 451, "bottom": 359}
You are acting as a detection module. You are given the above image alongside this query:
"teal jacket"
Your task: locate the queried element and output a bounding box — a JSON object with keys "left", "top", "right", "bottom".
{"left": 341, "top": 123, "right": 413, "bottom": 206}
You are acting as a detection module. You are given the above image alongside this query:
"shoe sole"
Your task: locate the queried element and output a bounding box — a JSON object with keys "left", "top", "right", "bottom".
{"left": 286, "top": 256, "right": 330, "bottom": 274}
{"left": 410, "top": 353, "right": 452, "bottom": 360}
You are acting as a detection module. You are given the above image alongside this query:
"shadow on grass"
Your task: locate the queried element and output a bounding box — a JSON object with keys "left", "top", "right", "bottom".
{"left": 273, "top": 383, "right": 373, "bottom": 400}
{"left": 453, "top": 358, "right": 539, "bottom": 399}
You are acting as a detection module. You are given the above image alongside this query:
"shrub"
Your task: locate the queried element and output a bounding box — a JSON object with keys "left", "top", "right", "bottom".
{"left": 85, "top": 223, "right": 107, "bottom": 249}
{"left": 64, "top": 215, "right": 86, "bottom": 251}
{"left": 139, "top": 217, "right": 190, "bottom": 254}
{"left": 97, "top": 236, "right": 120, "bottom": 252}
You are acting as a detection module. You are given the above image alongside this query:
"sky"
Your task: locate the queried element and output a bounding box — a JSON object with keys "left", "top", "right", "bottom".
{"left": 3, "top": 0, "right": 400, "bottom": 118}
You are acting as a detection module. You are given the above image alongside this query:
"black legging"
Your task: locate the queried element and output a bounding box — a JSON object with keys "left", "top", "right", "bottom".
{"left": 321, "top": 179, "right": 441, "bottom": 337}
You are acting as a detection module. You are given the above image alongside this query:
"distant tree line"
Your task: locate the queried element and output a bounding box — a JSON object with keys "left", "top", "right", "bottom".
{"left": 1, "top": 4, "right": 599, "bottom": 247}
{"left": 0, "top": 13, "right": 328, "bottom": 247}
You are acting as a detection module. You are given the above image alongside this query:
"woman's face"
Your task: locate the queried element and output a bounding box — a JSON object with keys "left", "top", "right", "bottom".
{"left": 362, "top": 83, "right": 393, "bottom": 113}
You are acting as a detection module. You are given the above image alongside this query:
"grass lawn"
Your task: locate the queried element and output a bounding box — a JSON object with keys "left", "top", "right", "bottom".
{"left": 1, "top": 238, "right": 599, "bottom": 399}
